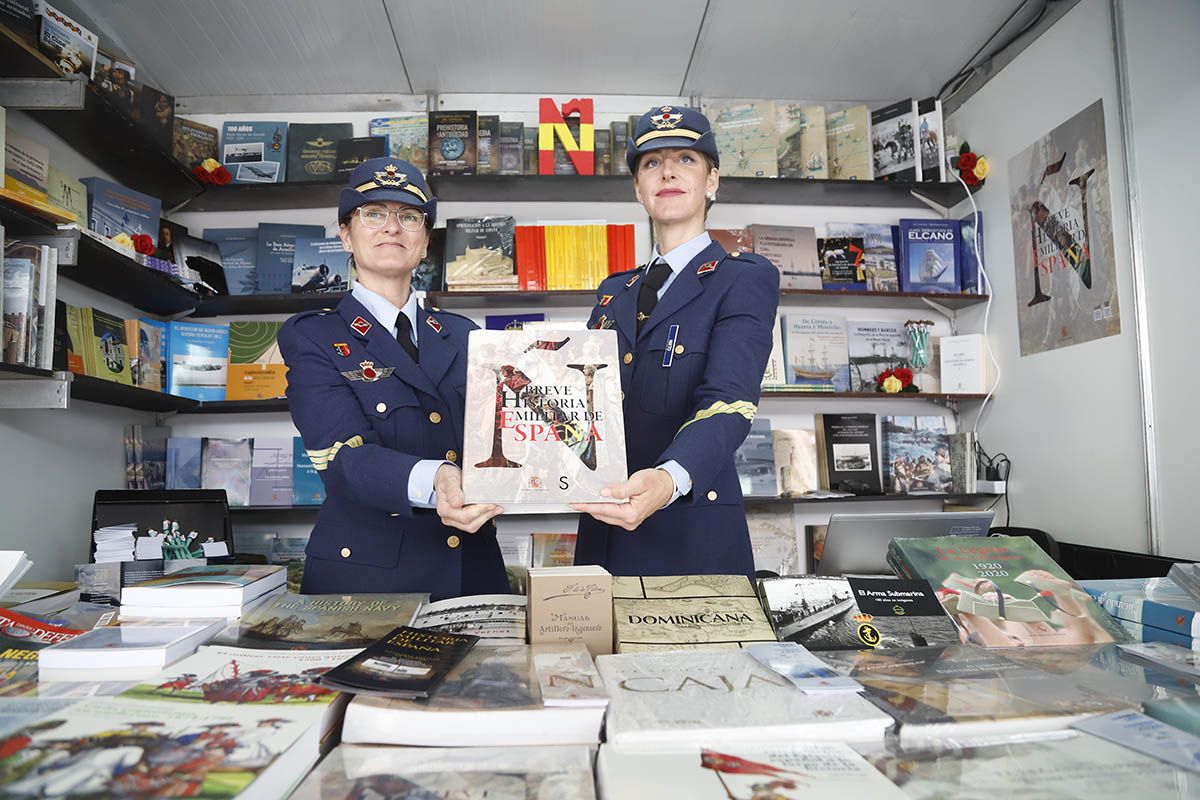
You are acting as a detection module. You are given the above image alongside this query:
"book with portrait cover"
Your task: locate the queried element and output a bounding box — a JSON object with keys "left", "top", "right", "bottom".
{"left": 871, "top": 98, "right": 919, "bottom": 181}
{"left": 286, "top": 122, "right": 351, "bottom": 182}
{"left": 462, "top": 329, "right": 627, "bottom": 513}
{"left": 429, "top": 111, "right": 478, "bottom": 176}
{"left": 368, "top": 115, "right": 429, "bottom": 168}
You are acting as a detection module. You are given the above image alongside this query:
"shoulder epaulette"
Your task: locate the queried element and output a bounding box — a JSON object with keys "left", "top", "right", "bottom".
{"left": 422, "top": 304, "right": 473, "bottom": 325}
{"left": 283, "top": 307, "right": 335, "bottom": 328}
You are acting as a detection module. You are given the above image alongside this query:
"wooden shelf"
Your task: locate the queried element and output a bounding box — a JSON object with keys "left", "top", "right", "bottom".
{"left": 182, "top": 174, "right": 976, "bottom": 213}
{"left": 191, "top": 292, "right": 345, "bottom": 318}
{"left": 70, "top": 376, "right": 198, "bottom": 412}
{"left": 0, "top": 24, "right": 203, "bottom": 209}
{"left": 60, "top": 231, "right": 200, "bottom": 316}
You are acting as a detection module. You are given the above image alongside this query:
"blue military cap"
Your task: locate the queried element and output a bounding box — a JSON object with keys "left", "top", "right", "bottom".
{"left": 338, "top": 157, "right": 437, "bottom": 227}
{"left": 626, "top": 105, "right": 720, "bottom": 173}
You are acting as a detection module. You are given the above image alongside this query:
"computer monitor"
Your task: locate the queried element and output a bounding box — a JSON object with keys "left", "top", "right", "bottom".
{"left": 814, "top": 510, "right": 994, "bottom": 577}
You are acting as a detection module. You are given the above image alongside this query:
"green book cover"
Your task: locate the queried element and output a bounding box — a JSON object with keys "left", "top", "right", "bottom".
{"left": 226, "top": 320, "right": 285, "bottom": 400}
{"left": 88, "top": 307, "right": 132, "bottom": 385}
{"left": 888, "top": 535, "right": 1130, "bottom": 648}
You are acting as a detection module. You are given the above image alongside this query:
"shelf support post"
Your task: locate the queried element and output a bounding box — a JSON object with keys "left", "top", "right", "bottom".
{"left": 0, "top": 375, "right": 70, "bottom": 409}
{"left": 0, "top": 75, "right": 85, "bottom": 110}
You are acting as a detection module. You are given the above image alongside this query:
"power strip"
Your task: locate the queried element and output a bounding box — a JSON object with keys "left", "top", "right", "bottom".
{"left": 978, "top": 480, "right": 1007, "bottom": 495}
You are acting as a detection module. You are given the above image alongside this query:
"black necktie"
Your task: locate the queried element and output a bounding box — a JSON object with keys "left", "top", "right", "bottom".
{"left": 395, "top": 312, "right": 419, "bottom": 363}
{"left": 636, "top": 259, "right": 673, "bottom": 336}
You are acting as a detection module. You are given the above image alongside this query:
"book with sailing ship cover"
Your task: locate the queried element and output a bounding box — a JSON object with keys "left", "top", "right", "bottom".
{"left": 776, "top": 103, "right": 828, "bottom": 179}
{"left": 318, "top": 626, "right": 478, "bottom": 698}
{"left": 410, "top": 594, "right": 527, "bottom": 644}
{"left": 220, "top": 592, "right": 427, "bottom": 649}
{"left": 611, "top": 575, "right": 776, "bottom": 653}
{"left": 887, "top": 535, "right": 1131, "bottom": 647}
{"left": 462, "top": 329, "right": 628, "bottom": 512}
{"left": 781, "top": 315, "right": 850, "bottom": 392}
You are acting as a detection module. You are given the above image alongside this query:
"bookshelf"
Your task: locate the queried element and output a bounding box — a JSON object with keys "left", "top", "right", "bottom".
{"left": 70, "top": 376, "right": 197, "bottom": 413}
{"left": 61, "top": 232, "right": 200, "bottom": 316}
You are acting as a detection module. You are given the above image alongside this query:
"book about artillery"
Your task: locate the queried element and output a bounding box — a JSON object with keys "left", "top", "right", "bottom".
{"left": 463, "top": 329, "right": 628, "bottom": 512}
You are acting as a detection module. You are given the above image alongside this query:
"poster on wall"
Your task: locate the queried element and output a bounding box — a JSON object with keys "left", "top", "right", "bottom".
{"left": 1007, "top": 99, "right": 1120, "bottom": 356}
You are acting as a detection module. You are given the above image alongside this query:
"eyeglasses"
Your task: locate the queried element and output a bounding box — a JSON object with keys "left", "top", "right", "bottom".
{"left": 357, "top": 206, "right": 427, "bottom": 231}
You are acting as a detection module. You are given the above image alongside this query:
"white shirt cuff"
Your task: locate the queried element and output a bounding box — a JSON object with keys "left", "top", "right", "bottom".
{"left": 408, "top": 459, "right": 447, "bottom": 508}
{"left": 657, "top": 460, "right": 692, "bottom": 505}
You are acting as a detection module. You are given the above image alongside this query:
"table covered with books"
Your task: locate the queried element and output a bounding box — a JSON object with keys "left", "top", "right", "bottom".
{"left": 0, "top": 541, "right": 1199, "bottom": 799}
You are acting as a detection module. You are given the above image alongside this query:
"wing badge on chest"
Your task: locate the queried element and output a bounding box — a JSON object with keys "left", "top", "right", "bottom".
{"left": 341, "top": 360, "right": 394, "bottom": 382}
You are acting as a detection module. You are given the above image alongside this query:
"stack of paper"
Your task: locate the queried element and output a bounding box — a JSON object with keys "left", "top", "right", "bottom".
{"left": 0, "top": 552, "right": 32, "bottom": 598}
{"left": 92, "top": 524, "right": 137, "bottom": 563}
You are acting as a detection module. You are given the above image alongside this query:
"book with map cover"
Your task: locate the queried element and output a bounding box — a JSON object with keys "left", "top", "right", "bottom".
{"left": 702, "top": 99, "right": 779, "bottom": 177}
{"left": 776, "top": 103, "right": 828, "bottom": 179}
{"left": 611, "top": 575, "right": 776, "bottom": 653}
{"left": 825, "top": 105, "right": 872, "bottom": 180}
{"left": 220, "top": 592, "right": 427, "bottom": 650}
{"left": 290, "top": 744, "right": 597, "bottom": 800}
{"left": 462, "top": 329, "right": 627, "bottom": 512}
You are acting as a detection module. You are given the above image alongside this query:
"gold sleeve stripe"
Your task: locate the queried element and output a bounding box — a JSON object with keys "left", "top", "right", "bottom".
{"left": 677, "top": 400, "right": 757, "bottom": 433}
{"left": 306, "top": 435, "right": 364, "bottom": 470}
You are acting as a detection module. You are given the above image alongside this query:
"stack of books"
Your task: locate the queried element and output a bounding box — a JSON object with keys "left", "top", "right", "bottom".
{"left": 38, "top": 619, "right": 223, "bottom": 682}
{"left": 92, "top": 523, "right": 137, "bottom": 563}
{"left": 119, "top": 564, "right": 287, "bottom": 620}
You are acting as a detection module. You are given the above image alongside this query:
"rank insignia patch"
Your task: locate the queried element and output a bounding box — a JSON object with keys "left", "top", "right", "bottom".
{"left": 426, "top": 316, "right": 443, "bottom": 334}
{"left": 696, "top": 260, "right": 718, "bottom": 275}
{"left": 599, "top": 294, "right": 614, "bottom": 307}
{"left": 341, "top": 361, "right": 394, "bottom": 382}
{"left": 625, "top": 275, "right": 640, "bottom": 288}
{"left": 333, "top": 342, "right": 351, "bottom": 357}
{"left": 350, "top": 316, "right": 372, "bottom": 336}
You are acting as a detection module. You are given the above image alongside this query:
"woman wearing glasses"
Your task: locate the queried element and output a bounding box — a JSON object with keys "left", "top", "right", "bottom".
{"left": 278, "top": 157, "right": 507, "bottom": 599}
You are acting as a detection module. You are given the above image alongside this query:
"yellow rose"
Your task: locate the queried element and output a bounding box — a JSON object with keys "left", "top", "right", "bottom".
{"left": 882, "top": 375, "right": 903, "bottom": 393}
{"left": 111, "top": 233, "right": 134, "bottom": 250}
{"left": 201, "top": 158, "right": 221, "bottom": 171}
{"left": 973, "top": 157, "right": 990, "bottom": 180}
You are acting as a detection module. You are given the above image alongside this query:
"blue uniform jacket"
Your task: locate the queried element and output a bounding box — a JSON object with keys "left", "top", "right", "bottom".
{"left": 277, "top": 293, "right": 509, "bottom": 601}
{"left": 574, "top": 240, "right": 780, "bottom": 577}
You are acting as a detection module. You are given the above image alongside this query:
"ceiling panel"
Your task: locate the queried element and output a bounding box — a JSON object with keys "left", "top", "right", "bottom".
{"left": 78, "top": 0, "right": 409, "bottom": 96}
{"left": 684, "top": 0, "right": 1032, "bottom": 100}
{"left": 384, "top": 0, "right": 706, "bottom": 94}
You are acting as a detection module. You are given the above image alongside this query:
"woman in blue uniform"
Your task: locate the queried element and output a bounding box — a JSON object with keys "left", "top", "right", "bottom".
{"left": 277, "top": 157, "right": 507, "bottom": 600}
{"left": 572, "top": 106, "right": 780, "bottom": 578}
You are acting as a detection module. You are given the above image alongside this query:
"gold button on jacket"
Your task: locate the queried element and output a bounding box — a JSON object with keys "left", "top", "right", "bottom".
{"left": 340, "top": 547, "right": 352, "bottom": 558}
{"left": 428, "top": 411, "right": 442, "bottom": 424}
{"left": 375, "top": 401, "right": 387, "bottom": 413}
{"left": 445, "top": 449, "right": 458, "bottom": 463}
{"left": 706, "top": 490, "right": 718, "bottom": 501}
{"left": 446, "top": 535, "right": 461, "bottom": 549}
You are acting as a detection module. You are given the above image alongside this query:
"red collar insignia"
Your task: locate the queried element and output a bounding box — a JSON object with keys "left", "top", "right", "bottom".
{"left": 350, "top": 316, "right": 372, "bottom": 336}
{"left": 697, "top": 260, "right": 718, "bottom": 275}
{"left": 333, "top": 342, "right": 350, "bottom": 357}
{"left": 599, "top": 294, "right": 614, "bottom": 307}
{"left": 426, "top": 316, "right": 443, "bottom": 334}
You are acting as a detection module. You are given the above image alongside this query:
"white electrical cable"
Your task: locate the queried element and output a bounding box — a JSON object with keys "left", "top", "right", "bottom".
{"left": 946, "top": 153, "right": 1001, "bottom": 435}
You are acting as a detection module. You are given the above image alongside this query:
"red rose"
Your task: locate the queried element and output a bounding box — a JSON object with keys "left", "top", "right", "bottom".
{"left": 875, "top": 369, "right": 893, "bottom": 386}
{"left": 961, "top": 168, "right": 980, "bottom": 186}
{"left": 132, "top": 233, "right": 155, "bottom": 255}
{"left": 894, "top": 367, "right": 914, "bottom": 387}
{"left": 957, "top": 152, "right": 977, "bottom": 171}
{"left": 212, "top": 166, "right": 233, "bottom": 185}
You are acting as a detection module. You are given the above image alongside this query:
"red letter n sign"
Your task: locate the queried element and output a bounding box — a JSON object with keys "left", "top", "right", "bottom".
{"left": 538, "top": 97, "right": 595, "bottom": 176}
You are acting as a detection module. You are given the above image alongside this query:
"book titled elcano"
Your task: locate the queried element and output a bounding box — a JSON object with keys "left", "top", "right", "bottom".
{"left": 319, "top": 626, "right": 478, "bottom": 699}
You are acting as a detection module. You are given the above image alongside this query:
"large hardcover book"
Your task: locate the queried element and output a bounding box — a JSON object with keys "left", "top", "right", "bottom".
{"left": 172, "top": 116, "right": 219, "bottom": 168}
{"left": 781, "top": 314, "right": 850, "bottom": 392}
{"left": 880, "top": 415, "right": 952, "bottom": 495}
{"left": 334, "top": 135, "right": 387, "bottom": 180}
{"left": 255, "top": 222, "right": 325, "bottom": 295}
{"left": 871, "top": 98, "right": 919, "bottom": 181}
{"left": 221, "top": 120, "right": 288, "bottom": 183}
{"left": 428, "top": 110, "right": 478, "bottom": 176}
{"left": 476, "top": 114, "right": 500, "bottom": 174}
{"left": 825, "top": 104, "right": 872, "bottom": 180}
{"left": 80, "top": 176, "right": 162, "bottom": 243}
{"left": 887, "top": 535, "right": 1132, "bottom": 647}
{"left": 749, "top": 224, "right": 820, "bottom": 290}
{"left": 224, "top": 592, "right": 427, "bottom": 650}
{"left": 898, "top": 218, "right": 961, "bottom": 293}
{"left": 166, "top": 436, "right": 202, "bottom": 490}
{"left": 611, "top": 575, "right": 776, "bottom": 653}
{"left": 463, "top": 329, "right": 627, "bottom": 512}
{"left": 846, "top": 320, "right": 909, "bottom": 392}
{"left": 818, "top": 235, "right": 868, "bottom": 291}
{"left": 499, "top": 120, "right": 525, "bottom": 175}
{"left": 122, "top": 564, "right": 287, "bottom": 607}
{"left": 599, "top": 741, "right": 906, "bottom": 799}
{"left": 250, "top": 436, "right": 293, "bottom": 506}
{"left": 293, "top": 744, "right": 596, "bottom": 800}
{"left": 444, "top": 216, "right": 517, "bottom": 290}
{"left": 776, "top": 103, "right": 828, "bottom": 179}
{"left": 597, "top": 650, "right": 892, "bottom": 750}
{"left": 815, "top": 412, "right": 881, "bottom": 494}
{"left": 703, "top": 99, "right": 779, "bottom": 177}
{"left": 320, "top": 626, "right": 478, "bottom": 698}
{"left": 527, "top": 565, "right": 613, "bottom": 656}
{"left": 826, "top": 221, "right": 899, "bottom": 291}
{"left": 759, "top": 575, "right": 960, "bottom": 650}
{"left": 166, "top": 320, "right": 229, "bottom": 401}
{"left": 87, "top": 307, "right": 132, "bottom": 385}
{"left": 1081, "top": 577, "right": 1200, "bottom": 638}
{"left": 204, "top": 227, "right": 258, "bottom": 295}
{"left": 200, "top": 437, "right": 252, "bottom": 506}
{"left": 226, "top": 320, "right": 286, "bottom": 400}
{"left": 286, "top": 122, "right": 351, "bottom": 182}
{"left": 368, "top": 114, "right": 429, "bottom": 168}
{"left": 341, "top": 645, "right": 607, "bottom": 746}
{"left": 293, "top": 436, "right": 327, "bottom": 506}
{"left": 918, "top": 96, "right": 945, "bottom": 182}
{"left": 771, "top": 427, "right": 818, "bottom": 498}
{"left": 291, "top": 235, "right": 350, "bottom": 294}
{"left": 735, "top": 416, "right": 778, "bottom": 497}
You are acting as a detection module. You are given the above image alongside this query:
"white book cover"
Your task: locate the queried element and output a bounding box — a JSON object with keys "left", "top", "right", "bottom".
{"left": 463, "top": 329, "right": 628, "bottom": 512}
{"left": 597, "top": 650, "right": 892, "bottom": 750}
{"left": 781, "top": 315, "right": 850, "bottom": 392}
{"left": 120, "top": 564, "right": 287, "bottom": 607}
{"left": 772, "top": 428, "right": 819, "bottom": 498}
{"left": 846, "top": 320, "right": 909, "bottom": 392}
{"left": 0, "top": 551, "right": 32, "bottom": 598}
{"left": 292, "top": 744, "right": 597, "bottom": 800}
{"left": 410, "top": 593, "right": 527, "bottom": 643}
{"left": 750, "top": 225, "right": 821, "bottom": 290}
{"left": 745, "top": 502, "right": 800, "bottom": 575}
{"left": 1074, "top": 710, "right": 1200, "bottom": 775}
{"left": 39, "top": 619, "right": 223, "bottom": 669}
{"left": 940, "top": 333, "right": 987, "bottom": 394}
{"left": 533, "top": 647, "right": 609, "bottom": 707}
{"left": 598, "top": 742, "right": 907, "bottom": 799}
{"left": 761, "top": 316, "right": 787, "bottom": 387}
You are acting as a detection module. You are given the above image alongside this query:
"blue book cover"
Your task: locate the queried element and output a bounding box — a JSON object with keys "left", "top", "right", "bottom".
{"left": 898, "top": 218, "right": 961, "bottom": 294}
{"left": 166, "top": 321, "right": 229, "bottom": 401}
{"left": 250, "top": 437, "right": 293, "bottom": 506}
{"left": 204, "top": 227, "right": 258, "bottom": 296}
{"left": 292, "top": 437, "right": 326, "bottom": 506}
{"left": 291, "top": 236, "right": 350, "bottom": 294}
{"left": 221, "top": 121, "right": 288, "bottom": 183}
{"left": 166, "top": 437, "right": 202, "bottom": 489}
{"left": 958, "top": 211, "right": 984, "bottom": 294}
{"left": 484, "top": 313, "right": 545, "bottom": 330}
{"left": 79, "top": 177, "right": 162, "bottom": 244}
{"left": 255, "top": 223, "right": 325, "bottom": 295}
{"left": 1081, "top": 578, "right": 1200, "bottom": 638}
